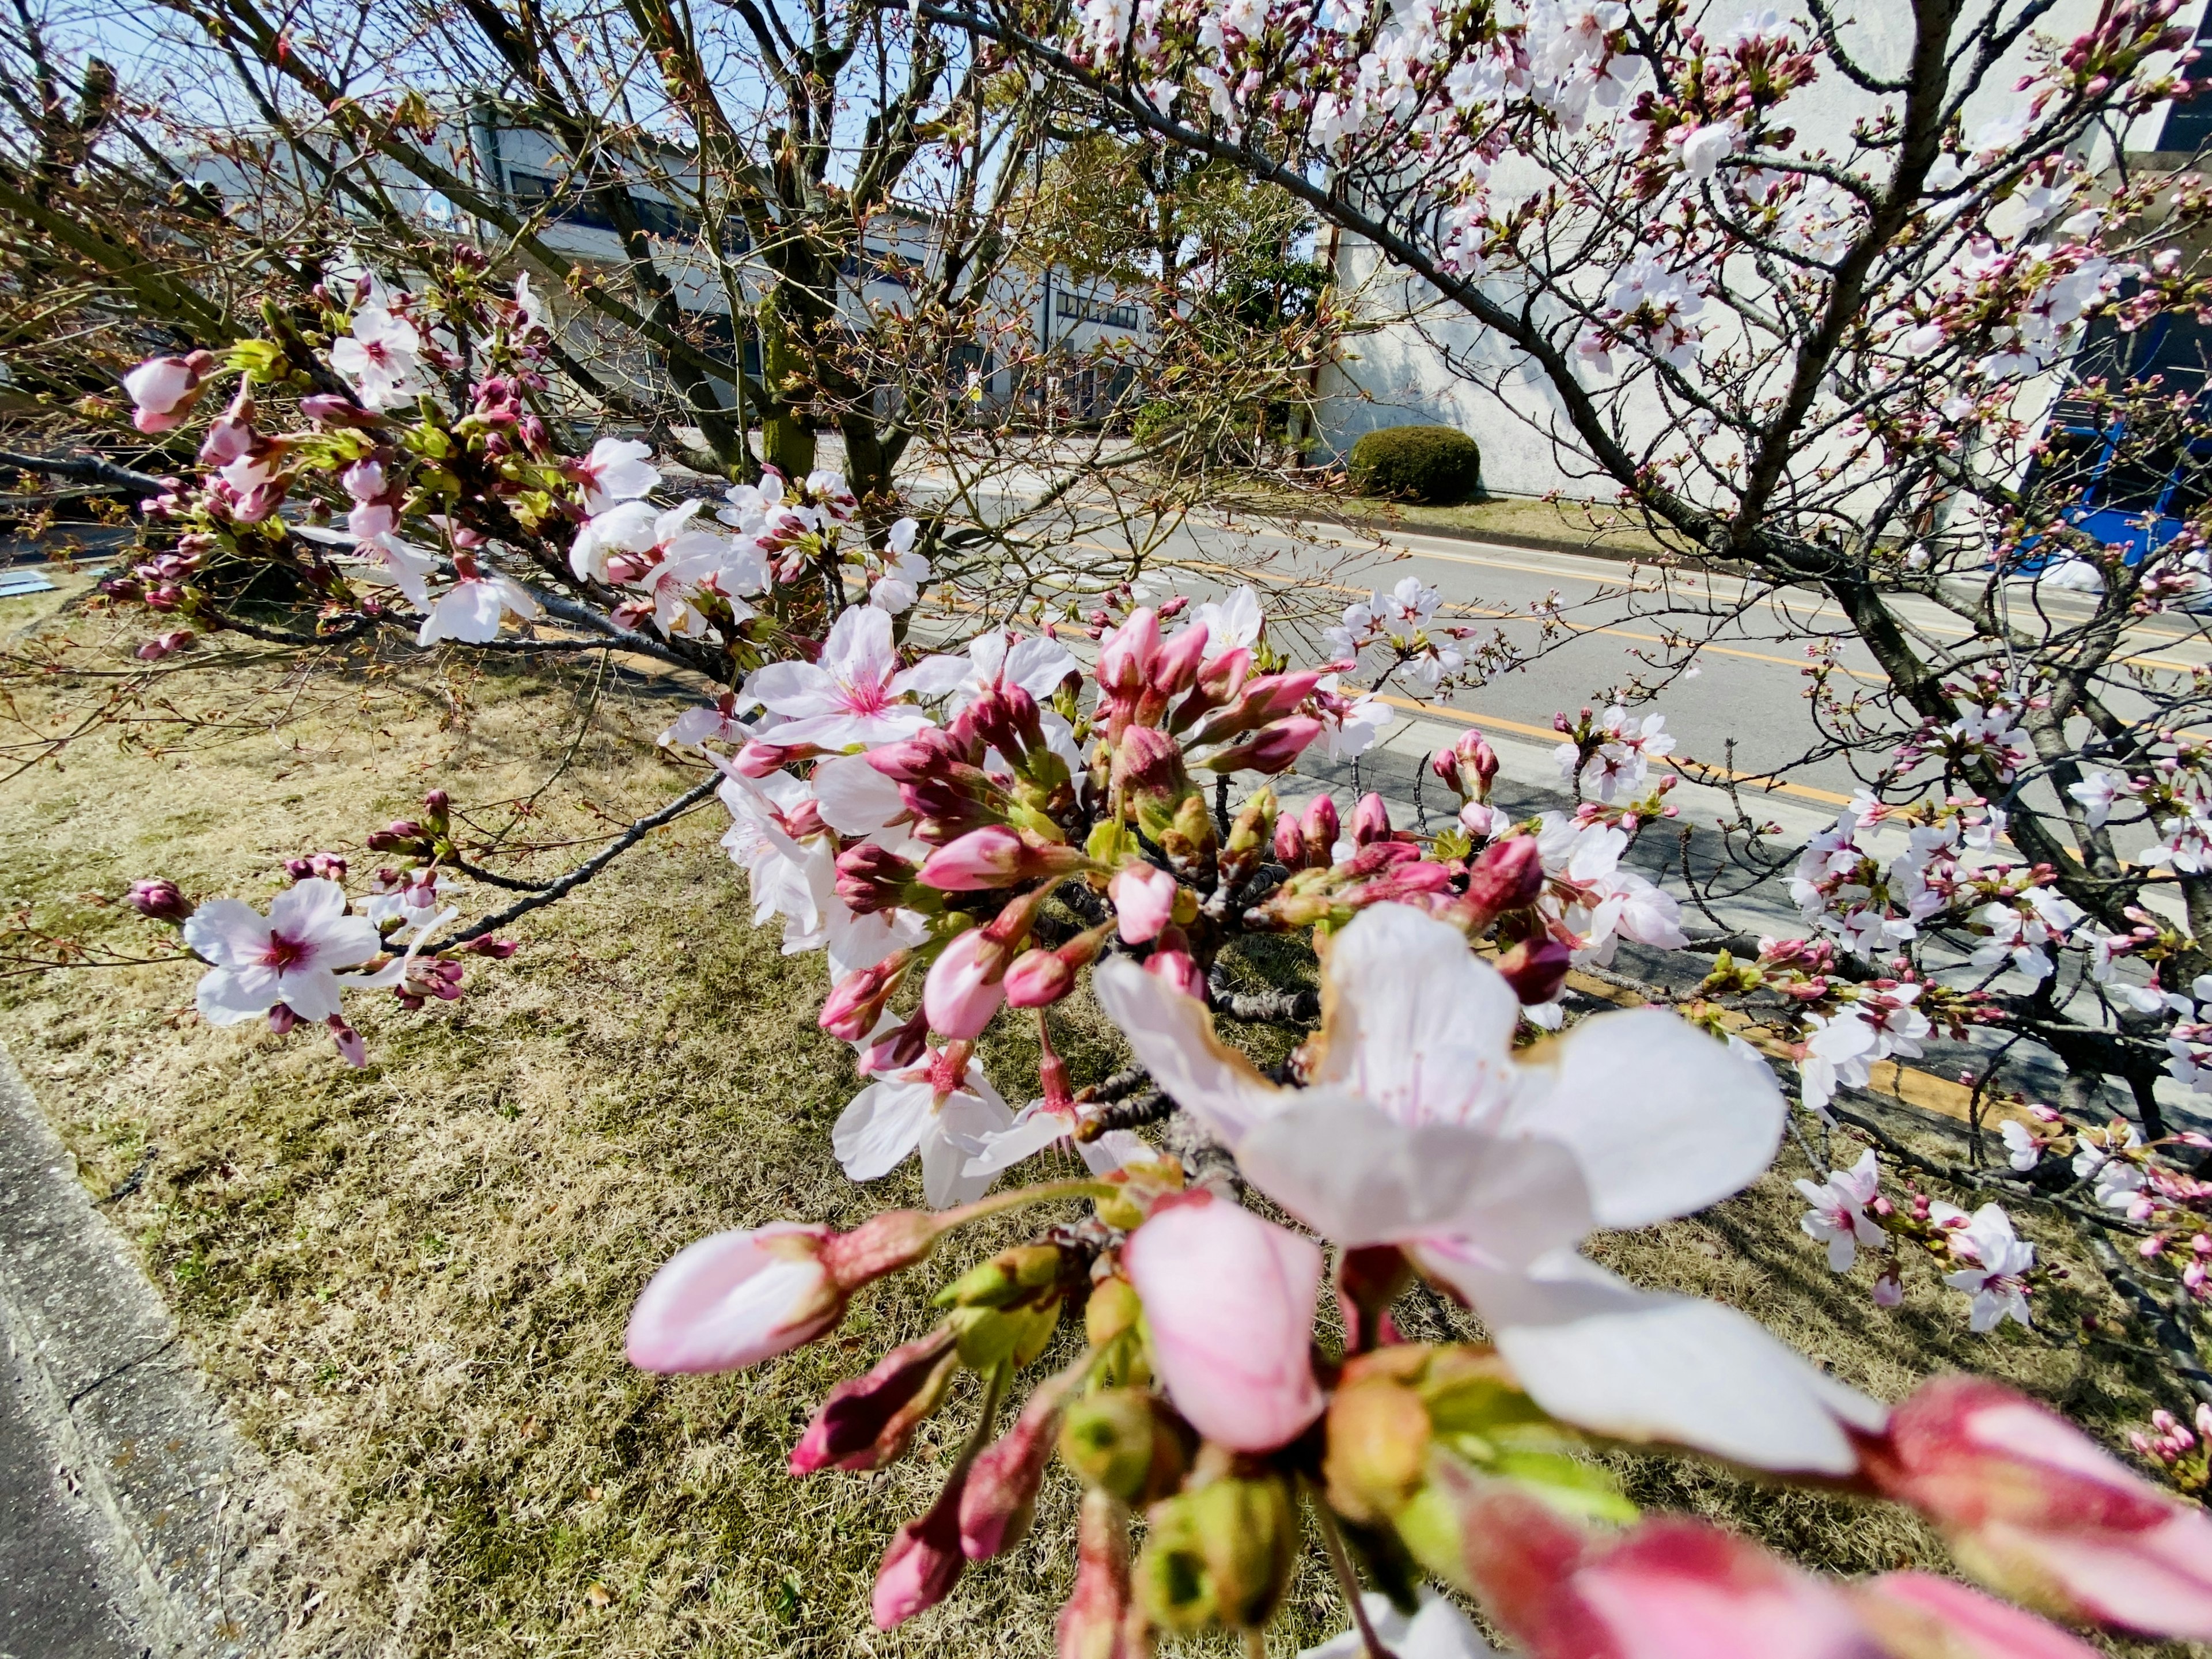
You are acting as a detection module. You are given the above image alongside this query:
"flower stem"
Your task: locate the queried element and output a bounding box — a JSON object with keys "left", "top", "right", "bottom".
{"left": 1313, "top": 1488, "right": 1399, "bottom": 1659}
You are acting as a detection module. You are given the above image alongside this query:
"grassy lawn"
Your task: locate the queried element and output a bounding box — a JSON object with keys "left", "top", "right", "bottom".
{"left": 0, "top": 580, "right": 2198, "bottom": 1657}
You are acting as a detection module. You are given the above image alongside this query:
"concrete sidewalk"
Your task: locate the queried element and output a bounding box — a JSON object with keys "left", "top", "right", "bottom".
{"left": 0, "top": 1044, "right": 282, "bottom": 1658}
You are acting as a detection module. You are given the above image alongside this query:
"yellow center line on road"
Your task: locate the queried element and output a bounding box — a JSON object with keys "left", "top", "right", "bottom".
{"left": 1374, "top": 694, "right": 1858, "bottom": 808}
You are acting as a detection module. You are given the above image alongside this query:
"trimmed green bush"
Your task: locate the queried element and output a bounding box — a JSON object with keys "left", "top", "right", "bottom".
{"left": 1347, "top": 423, "right": 1482, "bottom": 503}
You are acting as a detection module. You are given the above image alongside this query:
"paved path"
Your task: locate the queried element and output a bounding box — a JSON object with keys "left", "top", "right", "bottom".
{"left": 0, "top": 1336, "right": 136, "bottom": 1659}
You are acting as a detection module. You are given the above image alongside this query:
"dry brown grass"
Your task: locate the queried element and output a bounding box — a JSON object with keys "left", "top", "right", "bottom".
{"left": 0, "top": 581, "right": 2200, "bottom": 1658}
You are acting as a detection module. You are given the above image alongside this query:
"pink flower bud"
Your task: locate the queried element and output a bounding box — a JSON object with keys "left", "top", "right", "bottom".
{"left": 1496, "top": 935, "right": 1571, "bottom": 1005}
{"left": 1145, "top": 937, "right": 1206, "bottom": 1001}
{"left": 1853, "top": 1572, "right": 2107, "bottom": 1659}
{"left": 626, "top": 1222, "right": 842, "bottom": 1372}
{"left": 1005, "top": 947, "right": 1075, "bottom": 1009}
{"left": 1111, "top": 862, "right": 1178, "bottom": 945}
{"left": 734, "top": 737, "right": 819, "bottom": 777}
{"left": 1199, "top": 717, "right": 1323, "bottom": 775}
{"left": 838, "top": 843, "right": 920, "bottom": 914}
{"left": 1272, "top": 813, "right": 1305, "bottom": 867}
{"left": 1109, "top": 724, "right": 1189, "bottom": 804}
{"left": 1350, "top": 792, "right": 1391, "bottom": 846}
{"left": 873, "top": 1464, "right": 971, "bottom": 1629}
{"left": 298, "top": 393, "right": 380, "bottom": 426}
{"left": 859, "top": 1006, "right": 930, "bottom": 1074}
{"left": 121, "top": 353, "right": 214, "bottom": 433}
{"left": 196, "top": 384, "right": 255, "bottom": 466}
{"left": 821, "top": 953, "right": 911, "bottom": 1041}
{"left": 1122, "top": 1194, "right": 1325, "bottom": 1453}
{"left": 1149, "top": 623, "right": 1210, "bottom": 698}
{"left": 1300, "top": 796, "right": 1339, "bottom": 857}
{"left": 919, "top": 826, "right": 1086, "bottom": 891}
{"left": 1459, "top": 801, "right": 1506, "bottom": 841}
{"left": 135, "top": 629, "right": 195, "bottom": 661}
{"left": 1096, "top": 607, "right": 1161, "bottom": 696}
{"left": 1058, "top": 1490, "right": 1141, "bottom": 1659}
{"left": 1467, "top": 835, "right": 1545, "bottom": 913}
{"left": 792, "top": 1327, "right": 960, "bottom": 1474}
{"left": 1863, "top": 1375, "right": 2212, "bottom": 1641}
{"left": 924, "top": 926, "right": 1009, "bottom": 1039}
{"left": 128, "top": 878, "right": 192, "bottom": 922}
{"left": 960, "top": 1365, "right": 1084, "bottom": 1560}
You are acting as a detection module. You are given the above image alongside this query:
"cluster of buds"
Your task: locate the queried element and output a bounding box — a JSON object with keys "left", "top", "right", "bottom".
{"left": 2129, "top": 1403, "right": 2212, "bottom": 1495}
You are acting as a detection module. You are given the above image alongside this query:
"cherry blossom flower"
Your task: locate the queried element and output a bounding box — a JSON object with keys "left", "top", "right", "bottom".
{"left": 1999, "top": 1118, "right": 2043, "bottom": 1171}
{"left": 1122, "top": 1192, "right": 1325, "bottom": 1452}
{"left": 1794, "top": 1149, "right": 1884, "bottom": 1271}
{"left": 1310, "top": 673, "right": 1391, "bottom": 760}
{"left": 744, "top": 606, "right": 968, "bottom": 749}
{"left": 358, "top": 534, "right": 438, "bottom": 608}
{"left": 961, "top": 1100, "right": 1149, "bottom": 1180}
{"left": 2070, "top": 1122, "right": 2145, "bottom": 1211}
{"left": 512, "top": 272, "right": 548, "bottom": 334}
{"left": 418, "top": 566, "right": 541, "bottom": 645}
{"left": 329, "top": 305, "right": 427, "bottom": 410}
{"left": 1095, "top": 902, "right": 1885, "bottom": 1473}
{"left": 573, "top": 437, "right": 660, "bottom": 514}
{"left": 182, "top": 877, "right": 388, "bottom": 1027}
{"left": 1942, "top": 1203, "right": 2035, "bottom": 1331}
{"left": 1300, "top": 1593, "right": 1497, "bottom": 1659}
{"left": 833, "top": 1043, "right": 1014, "bottom": 1208}
{"left": 1192, "top": 585, "right": 1264, "bottom": 650}
{"left": 870, "top": 518, "right": 930, "bottom": 612}
{"left": 1797, "top": 988, "right": 1930, "bottom": 1119}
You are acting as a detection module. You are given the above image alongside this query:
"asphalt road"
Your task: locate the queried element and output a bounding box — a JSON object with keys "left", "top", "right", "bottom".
{"left": 1103, "top": 515, "right": 2212, "bottom": 816}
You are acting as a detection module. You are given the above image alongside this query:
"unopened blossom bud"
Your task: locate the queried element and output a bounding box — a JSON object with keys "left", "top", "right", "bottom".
{"left": 1433, "top": 730, "right": 1501, "bottom": 802}
{"left": 1059, "top": 1388, "right": 1191, "bottom": 1503}
{"left": 1149, "top": 623, "right": 1210, "bottom": 699}
{"left": 1324, "top": 1351, "right": 1434, "bottom": 1523}
{"left": 1183, "top": 670, "right": 1323, "bottom": 746}
{"left": 298, "top": 393, "right": 379, "bottom": 426}
{"left": 955, "top": 683, "right": 1049, "bottom": 767}
{"left": 128, "top": 877, "right": 192, "bottom": 922}
{"left": 120, "top": 351, "right": 215, "bottom": 433}
{"left": 197, "top": 383, "right": 255, "bottom": 466}
{"left": 919, "top": 825, "right": 1088, "bottom": 892}
{"left": 462, "top": 935, "right": 518, "bottom": 958}
{"left": 734, "top": 737, "right": 821, "bottom": 777}
{"left": 1096, "top": 608, "right": 1161, "bottom": 698}
{"left": 1351, "top": 792, "right": 1391, "bottom": 846}
{"left": 1123, "top": 1195, "right": 1324, "bottom": 1453}
{"left": 821, "top": 953, "right": 911, "bottom": 1041}
{"left": 924, "top": 926, "right": 1010, "bottom": 1039}
{"left": 961, "top": 1363, "right": 1086, "bottom": 1560}
{"left": 1111, "top": 725, "right": 1191, "bottom": 821}
{"left": 1853, "top": 1570, "right": 2115, "bottom": 1659}
{"left": 1495, "top": 935, "right": 1572, "bottom": 1006}
{"left": 1111, "top": 862, "right": 1179, "bottom": 945}
{"left": 1272, "top": 814, "right": 1306, "bottom": 868}
{"left": 1058, "top": 1490, "right": 1141, "bottom": 1659}
{"left": 859, "top": 1006, "right": 930, "bottom": 1074}
{"left": 1138, "top": 1466, "right": 1298, "bottom": 1633}
{"left": 838, "top": 843, "right": 919, "bottom": 914}
{"left": 1145, "top": 929, "right": 1206, "bottom": 1000}
{"left": 1467, "top": 835, "right": 1545, "bottom": 913}
{"left": 872, "top": 1463, "right": 971, "bottom": 1629}
{"left": 365, "top": 819, "right": 425, "bottom": 851}
{"left": 1862, "top": 1374, "right": 2212, "bottom": 1639}
{"left": 1196, "top": 717, "right": 1322, "bottom": 776}
{"left": 1005, "top": 947, "right": 1075, "bottom": 1008}
{"left": 791, "top": 1325, "right": 961, "bottom": 1474}
{"left": 1301, "top": 796, "right": 1339, "bottom": 858}
{"left": 626, "top": 1221, "right": 844, "bottom": 1373}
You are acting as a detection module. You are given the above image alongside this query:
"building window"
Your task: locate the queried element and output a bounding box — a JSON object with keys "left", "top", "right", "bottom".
{"left": 1056, "top": 290, "right": 1139, "bottom": 330}
{"left": 2159, "top": 3, "right": 2212, "bottom": 153}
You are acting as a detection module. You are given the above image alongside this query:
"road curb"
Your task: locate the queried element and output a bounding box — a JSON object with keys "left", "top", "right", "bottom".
{"left": 0, "top": 1040, "right": 283, "bottom": 1658}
